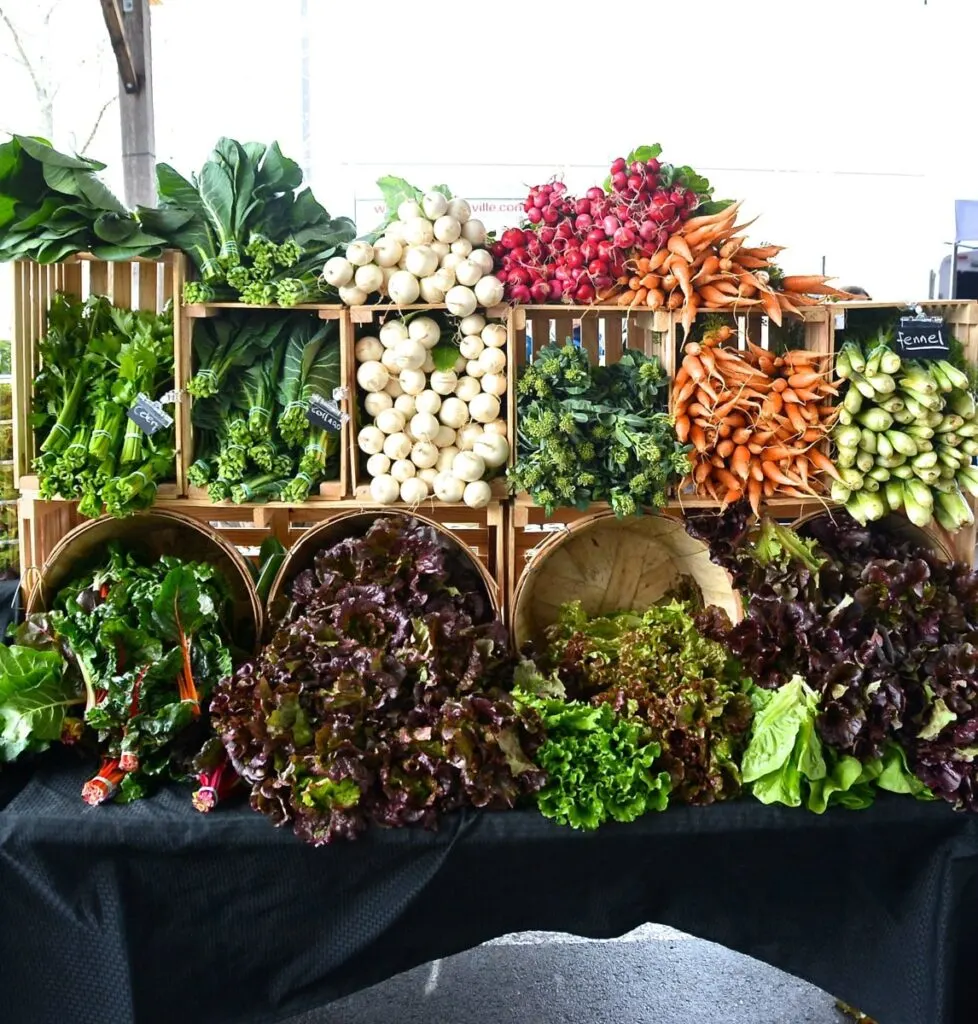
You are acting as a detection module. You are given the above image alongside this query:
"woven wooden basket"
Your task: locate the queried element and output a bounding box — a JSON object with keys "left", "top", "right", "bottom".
{"left": 25, "top": 509, "right": 262, "bottom": 654}
{"left": 266, "top": 509, "right": 500, "bottom": 631}
{"left": 511, "top": 510, "right": 741, "bottom": 650}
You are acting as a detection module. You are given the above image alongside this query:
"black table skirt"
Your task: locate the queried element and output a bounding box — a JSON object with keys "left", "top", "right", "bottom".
{"left": 1, "top": 751, "right": 976, "bottom": 1024}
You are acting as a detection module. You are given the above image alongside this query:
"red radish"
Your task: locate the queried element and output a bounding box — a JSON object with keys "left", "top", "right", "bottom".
{"left": 610, "top": 157, "right": 626, "bottom": 173}
{"left": 527, "top": 207, "right": 542, "bottom": 224}
{"left": 530, "top": 280, "right": 552, "bottom": 302}
{"left": 510, "top": 284, "right": 531, "bottom": 303}
{"left": 613, "top": 226, "right": 635, "bottom": 248}
{"left": 575, "top": 282, "right": 595, "bottom": 302}
{"left": 602, "top": 216, "right": 620, "bottom": 236}
{"left": 611, "top": 171, "right": 627, "bottom": 189}
{"left": 540, "top": 227, "right": 556, "bottom": 244}
{"left": 575, "top": 214, "right": 592, "bottom": 232}
{"left": 586, "top": 186, "right": 605, "bottom": 201}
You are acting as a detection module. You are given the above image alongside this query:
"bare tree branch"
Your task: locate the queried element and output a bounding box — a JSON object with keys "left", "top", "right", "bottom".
{"left": 43, "top": 0, "right": 66, "bottom": 28}
{"left": 79, "top": 95, "right": 117, "bottom": 154}
{"left": 0, "top": 4, "right": 45, "bottom": 100}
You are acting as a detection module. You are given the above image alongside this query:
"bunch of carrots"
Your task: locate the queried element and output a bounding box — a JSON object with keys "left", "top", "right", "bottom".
{"left": 674, "top": 325, "right": 842, "bottom": 515}
{"left": 603, "top": 202, "right": 860, "bottom": 333}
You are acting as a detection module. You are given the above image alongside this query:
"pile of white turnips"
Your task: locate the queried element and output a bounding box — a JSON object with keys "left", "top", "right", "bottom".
{"left": 323, "top": 193, "right": 506, "bottom": 311}
{"left": 355, "top": 313, "right": 510, "bottom": 506}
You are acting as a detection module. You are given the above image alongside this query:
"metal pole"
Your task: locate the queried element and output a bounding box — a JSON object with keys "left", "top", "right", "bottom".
{"left": 118, "top": 0, "right": 156, "bottom": 207}
{"left": 300, "top": 0, "right": 312, "bottom": 183}
{"left": 951, "top": 243, "right": 959, "bottom": 299}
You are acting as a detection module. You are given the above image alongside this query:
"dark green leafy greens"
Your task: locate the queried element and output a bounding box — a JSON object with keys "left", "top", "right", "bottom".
{"left": 211, "top": 516, "right": 544, "bottom": 844}
{"left": 187, "top": 312, "right": 341, "bottom": 502}
{"left": 138, "top": 138, "right": 356, "bottom": 306}
{"left": 509, "top": 343, "right": 690, "bottom": 516}
{"left": 0, "top": 135, "right": 164, "bottom": 263}
{"left": 31, "top": 294, "right": 175, "bottom": 516}
{"left": 14, "top": 543, "right": 236, "bottom": 803}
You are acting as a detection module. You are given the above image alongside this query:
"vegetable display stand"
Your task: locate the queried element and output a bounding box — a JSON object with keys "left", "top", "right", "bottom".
{"left": 12, "top": 251, "right": 189, "bottom": 497}
{"left": 182, "top": 304, "right": 354, "bottom": 503}
{"left": 22, "top": 506, "right": 262, "bottom": 652}
{"left": 266, "top": 506, "right": 501, "bottom": 627}
{"left": 510, "top": 508, "right": 741, "bottom": 649}
{"left": 349, "top": 304, "right": 513, "bottom": 505}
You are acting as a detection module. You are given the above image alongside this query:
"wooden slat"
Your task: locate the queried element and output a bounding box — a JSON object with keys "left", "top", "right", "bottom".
{"left": 527, "top": 312, "right": 550, "bottom": 358}
{"left": 161, "top": 261, "right": 173, "bottom": 304}
{"left": 109, "top": 261, "right": 133, "bottom": 308}
{"left": 172, "top": 253, "right": 190, "bottom": 496}
{"left": 89, "top": 260, "right": 108, "bottom": 297}
{"left": 552, "top": 314, "right": 574, "bottom": 350}
{"left": 62, "top": 261, "right": 83, "bottom": 299}
{"left": 579, "top": 316, "right": 599, "bottom": 364}
{"left": 137, "top": 261, "right": 157, "bottom": 311}
{"left": 604, "top": 314, "right": 623, "bottom": 363}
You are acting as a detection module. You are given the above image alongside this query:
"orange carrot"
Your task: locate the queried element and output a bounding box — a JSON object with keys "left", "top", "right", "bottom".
{"left": 690, "top": 424, "right": 708, "bottom": 452}
{"left": 747, "top": 477, "right": 763, "bottom": 516}
{"left": 731, "top": 445, "right": 751, "bottom": 480}
{"left": 675, "top": 415, "right": 691, "bottom": 443}
{"left": 808, "top": 449, "right": 843, "bottom": 481}
{"left": 667, "top": 234, "right": 694, "bottom": 263}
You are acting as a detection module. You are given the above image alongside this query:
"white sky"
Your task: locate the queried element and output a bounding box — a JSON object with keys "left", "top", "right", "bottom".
{"left": 2, "top": 0, "right": 978, "bottom": 337}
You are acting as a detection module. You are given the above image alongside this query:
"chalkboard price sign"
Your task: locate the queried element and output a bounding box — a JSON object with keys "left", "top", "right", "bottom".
{"left": 895, "top": 316, "right": 948, "bottom": 360}
{"left": 127, "top": 393, "right": 174, "bottom": 435}
{"left": 307, "top": 394, "right": 344, "bottom": 432}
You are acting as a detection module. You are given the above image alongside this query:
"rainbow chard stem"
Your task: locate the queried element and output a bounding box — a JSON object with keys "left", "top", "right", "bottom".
{"left": 192, "top": 751, "right": 240, "bottom": 813}
{"left": 82, "top": 758, "right": 127, "bottom": 806}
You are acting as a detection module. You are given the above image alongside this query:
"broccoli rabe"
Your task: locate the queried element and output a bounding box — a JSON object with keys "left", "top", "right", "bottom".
{"left": 509, "top": 342, "right": 691, "bottom": 518}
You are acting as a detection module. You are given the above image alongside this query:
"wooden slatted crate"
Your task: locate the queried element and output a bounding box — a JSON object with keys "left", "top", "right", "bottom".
{"left": 12, "top": 251, "right": 188, "bottom": 496}
{"left": 829, "top": 299, "right": 978, "bottom": 565}
{"left": 181, "top": 304, "right": 354, "bottom": 501}
{"left": 18, "top": 497, "right": 505, "bottom": 616}
{"left": 349, "top": 304, "right": 512, "bottom": 501}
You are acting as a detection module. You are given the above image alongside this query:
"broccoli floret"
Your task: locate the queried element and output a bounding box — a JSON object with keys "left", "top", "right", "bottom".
{"left": 611, "top": 445, "right": 630, "bottom": 466}
{"left": 558, "top": 412, "right": 575, "bottom": 434}
{"left": 578, "top": 471, "right": 596, "bottom": 488}
{"left": 577, "top": 441, "right": 596, "bottom": 462}
{"left": 611, "top": 492, "right": 637, "bottom": 517}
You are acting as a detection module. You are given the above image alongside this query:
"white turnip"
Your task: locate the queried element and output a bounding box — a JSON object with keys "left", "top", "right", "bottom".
{"left": 474, "top": 275, "right": 504, "bottom": 308}
{"left": 357, "top": 361, "right": 389, "bottom": 393}
{"left": 429, "top": 370, "right": 458, "bottom": 396}
{"left": 446, "top": 285, "right": 477, "bottom": 317}
{"left": 400, "top": 477, "right": 429, "bottom": 504}
{"left": 357, "top": 425, "right": 386, "bottom": 455}
{"left": 366, "top": 453, "right": 391, "bottom": 477}
{"left": 463, "top": 480, "right": 492, "bottom": 508}
{"left": 370, "top": 474, "right": 400, "bottom": 504}
{"left": 433, "top": 215, "right": 462, "bottom": 243}
{"left": 460, "top": 219, "right": 487, "bottom": 246}
{"left": 345, "top": 241, "right": 374, "bottom": 267}
{"left": 468, "top": 393, "right": 501, "bottom": 424}
{"left": 447, "top": 198, "right": 471, "bottom": 223}
{"left": 433, "top": 472, "right": 464, "bottom": 503}
{"left": 438, "top": 397, "right": 469, "bottom": 428}
{"left": 452, "top": 450, "right": 486, "bottom": 482}
{"left": 364, "top": 391, "right": 393, "bottom": 418}
{"left": 355, "top": 336, "right": 383, "bottom": 363}
{"left": 387, "top": 270, "right": 420, "bottom": 305}
{"left": 323, "top": 256, "right": 354, "bottom": 287}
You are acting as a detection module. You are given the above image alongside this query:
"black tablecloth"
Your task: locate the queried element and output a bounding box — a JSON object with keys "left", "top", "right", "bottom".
{"left": 1, "top": 751, "right": 976, "bottom": 1024}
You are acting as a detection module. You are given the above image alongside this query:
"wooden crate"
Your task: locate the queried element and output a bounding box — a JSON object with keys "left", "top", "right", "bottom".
{"left": 12, "top": 251, "right": 188, "bottom": 496}
{"left": 349, "top": 304, "right": 512, "bottom": 502}
{"left": 514, "top": 304, "right": 674, "bottom": 372}
{"left": 182, "top": 304, "right": 354, "bottom": 501}
{"left": 18, "top": 497, "right": 505, "bottom": 613}
{"left": 827, "top": 299, "right": 978, "bottom": 360}
{"left": 828, "top": 300, "right": 978, "bottom": 566}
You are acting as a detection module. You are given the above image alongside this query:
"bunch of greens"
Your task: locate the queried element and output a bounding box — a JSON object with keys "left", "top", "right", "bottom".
{"left": 0, "top": 135, "right": 164, "bottom": 263}
{"left": 32, "top": 294, "right": 175, "bottom": 516}
{"left": 187, "top": 312, "right": 341, "bottom": 503}
{"left": 138, "top": 138, "right": 355, "bottom": 306}
{"left": 742, "top": 676, "right": 928, "bottom": 812}
{"left": 540, "top": 598, "right": 753, "bottom": 805}
{"left": 513, "top": 665, "right": 670, "bottom": 829}
{"left": 690, "top": 504, "right": 978, "bottom": 813}
{"left": 509, "top": 343, "right": 690, "bottom": 517}
{"left": 210, "top": 516, "right": 544, "bottom": 844}
{"left": 12, "top": 542, "right": 236, "bottom": 803}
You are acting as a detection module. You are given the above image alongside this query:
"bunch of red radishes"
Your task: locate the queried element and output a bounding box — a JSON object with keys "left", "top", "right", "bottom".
{"left": 492, "top": 152, "right": 708, "bottom": 304}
